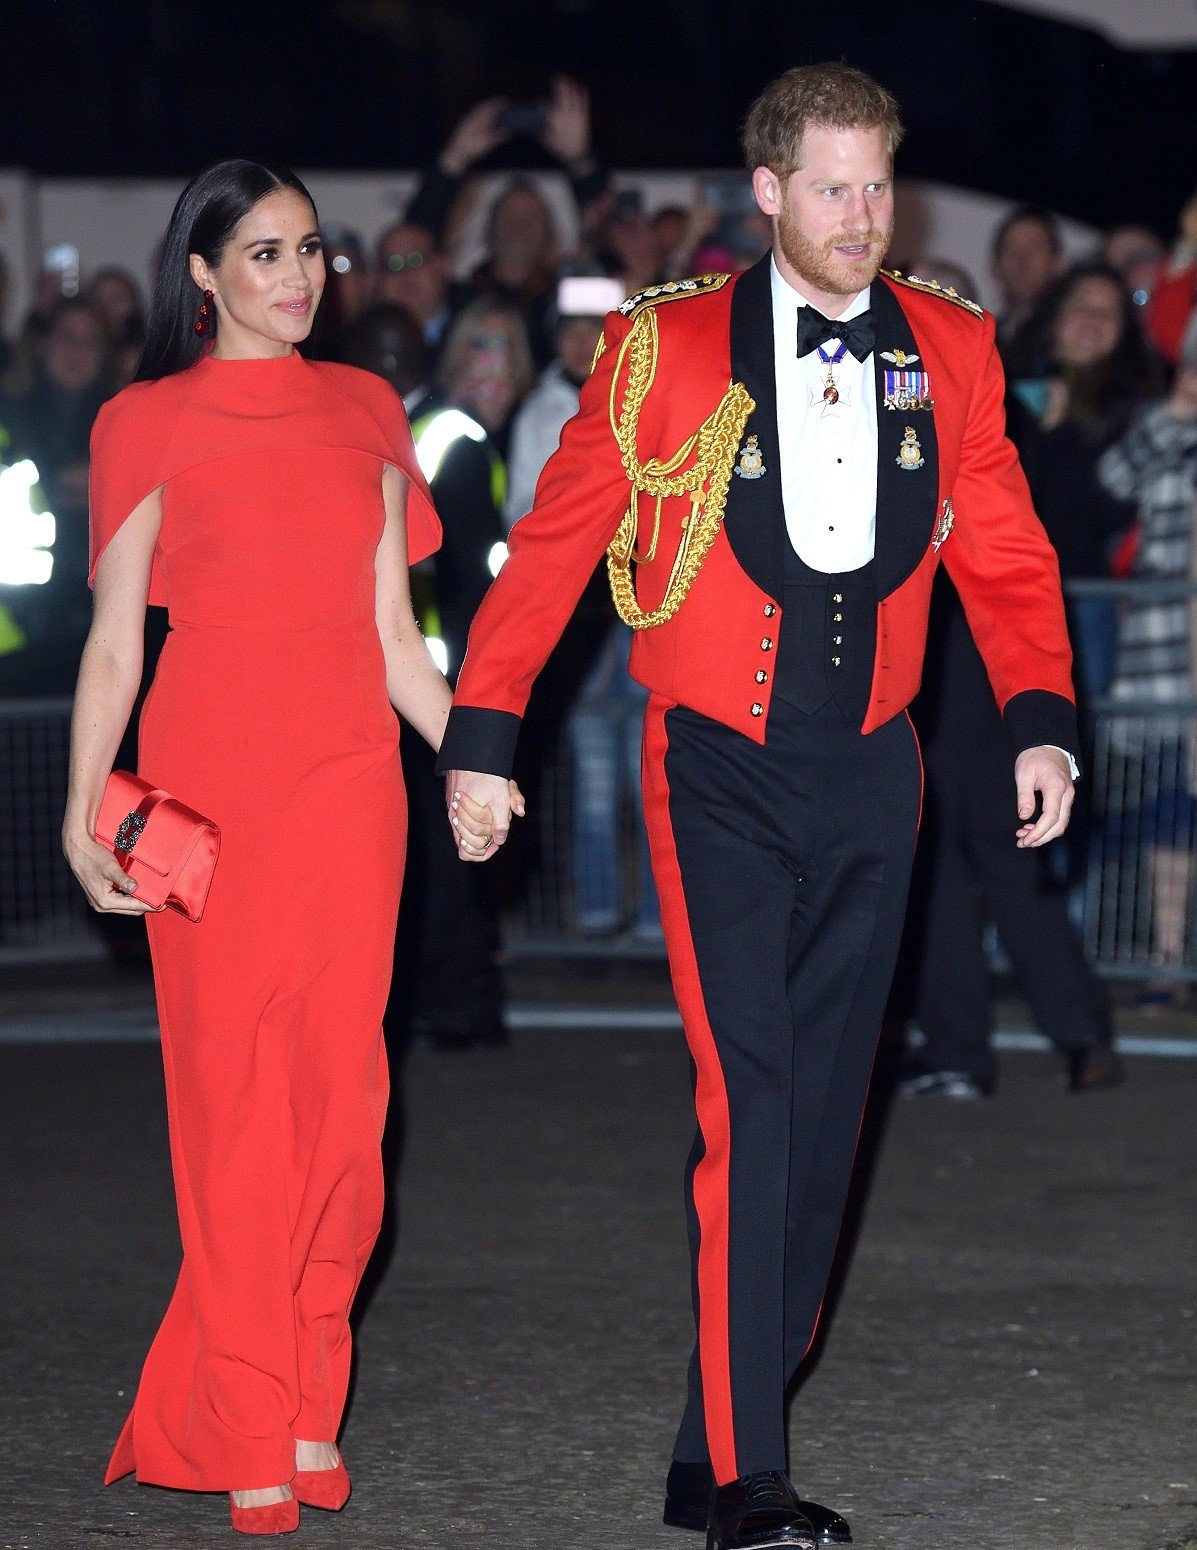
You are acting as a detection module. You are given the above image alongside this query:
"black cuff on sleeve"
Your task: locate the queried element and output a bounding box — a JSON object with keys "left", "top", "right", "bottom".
{"left": 435, "top": 706, "right": 522, "bottom": 779}
{"left": 1002, "top": 689, "right": 1080, "bottom": 767}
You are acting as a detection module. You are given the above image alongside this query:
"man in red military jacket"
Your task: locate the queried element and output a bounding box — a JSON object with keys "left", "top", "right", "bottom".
{"left": 439, "top": 63, "right": 1077, "bottom": 1550}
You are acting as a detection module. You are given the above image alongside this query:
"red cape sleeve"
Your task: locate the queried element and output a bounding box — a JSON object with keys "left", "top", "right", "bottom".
{"left": 374, "top": 379, "right": 441, "bottom": 565}
{"left": 87, "top": 386, "right": 169, "bottom": 607}
{"left": 314, "top": 363, "right": 442, "bottom": 565}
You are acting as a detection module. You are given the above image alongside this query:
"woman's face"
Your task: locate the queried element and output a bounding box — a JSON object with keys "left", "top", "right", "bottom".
{"left": 490, "top": 188, "right": 554, "bottom": 274}
{"left": 455, "top": 313, "right": 521, "bottom": 430}
{"left": 192, "top": 188, "right": 325, "bottom": 357}
{"left": 557, "top": 316, "right": 603, "bottom": 382}
{"left": 1053, "top": 276, "right": 1125, "bottom": 370}
{"left": 608, "top": 211, "right": 658, "bottom": 277}
{"left": 45, "top": 306, "right": 106, "bottom": 391}
{"left": 91, "top": 272, "right": 141, "bottom": 331}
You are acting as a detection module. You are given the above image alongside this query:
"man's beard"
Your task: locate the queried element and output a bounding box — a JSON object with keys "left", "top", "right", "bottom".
{"left": 778, "top": 204, "right": 893, "bottom": 298}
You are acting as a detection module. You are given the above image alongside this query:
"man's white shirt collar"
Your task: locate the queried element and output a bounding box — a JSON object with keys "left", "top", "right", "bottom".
{"left": 769, "top": 256, "right": 871, "bottom": 352}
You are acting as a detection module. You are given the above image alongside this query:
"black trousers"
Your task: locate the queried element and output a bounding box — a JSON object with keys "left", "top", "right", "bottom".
{"left": 642, "top": 693, "right": 923, "bottom": 1484}
{"left": 909, "top": 589, "right": 1109, "bottom": 1086}
{"left": 386, "top": 729, "right": 503, "bottom": 1042}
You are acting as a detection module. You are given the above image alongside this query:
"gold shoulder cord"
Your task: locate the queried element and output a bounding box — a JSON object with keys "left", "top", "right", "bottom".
{"left": 605, "top": 307, "right": 754, "bottom": 629}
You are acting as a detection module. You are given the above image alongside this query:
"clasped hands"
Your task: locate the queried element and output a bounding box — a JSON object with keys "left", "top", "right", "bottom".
{"left": 444, "top": 746, "right": 1071, "bottom": 862}
{"left": 444, "top": 771, "right": 526, "bottom": 862}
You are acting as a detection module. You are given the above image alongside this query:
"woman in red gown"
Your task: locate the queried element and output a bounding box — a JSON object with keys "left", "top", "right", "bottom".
{"left": 63, "top": 162, "right": 508, "bottom": 1534}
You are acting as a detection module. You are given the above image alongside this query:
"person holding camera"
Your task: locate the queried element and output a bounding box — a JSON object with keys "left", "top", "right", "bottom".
{"left": 404, "top": 78, "right": 610, "bottom": 365}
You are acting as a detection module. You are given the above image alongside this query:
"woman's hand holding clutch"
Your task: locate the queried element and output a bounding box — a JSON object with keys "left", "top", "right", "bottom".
{"left": 63, "top": 823, "right": 156, "bottom": 915}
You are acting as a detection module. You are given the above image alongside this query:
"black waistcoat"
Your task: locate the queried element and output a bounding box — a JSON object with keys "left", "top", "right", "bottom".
{"left": 717, "top": 255, "right": 941, "bottom": 733}
{"left": 773, "top": 546, "right": 876, "bottom": 721}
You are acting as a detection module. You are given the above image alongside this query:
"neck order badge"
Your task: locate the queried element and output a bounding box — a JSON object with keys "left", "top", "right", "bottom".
{"left": 815, "top": 339, "right": 850, "bottom": 414}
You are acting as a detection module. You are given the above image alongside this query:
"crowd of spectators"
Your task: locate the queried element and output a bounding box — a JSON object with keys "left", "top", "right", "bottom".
{"left": 1, "top": 82, "right": 1196, "bottom": 985}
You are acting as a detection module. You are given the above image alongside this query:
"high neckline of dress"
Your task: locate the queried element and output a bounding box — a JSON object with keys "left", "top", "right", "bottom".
{"left": 199, "top": 347, "right": 308, "bottom": 371}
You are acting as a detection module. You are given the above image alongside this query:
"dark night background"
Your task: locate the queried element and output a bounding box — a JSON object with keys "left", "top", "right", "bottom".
{"left": 1, "top": 0, "right": 1194, "bottom": 231}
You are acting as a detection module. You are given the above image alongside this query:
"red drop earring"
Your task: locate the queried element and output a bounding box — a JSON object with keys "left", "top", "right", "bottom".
{"left": 194, "top": 288, "right": 215, "bottom": 338}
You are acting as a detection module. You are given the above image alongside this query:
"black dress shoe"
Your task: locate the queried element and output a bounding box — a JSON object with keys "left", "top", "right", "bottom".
{"left": 665, "top": 1461, "right": 851, "bottom": 1545}
{"left": 704, "top": 1471, "right": 816, "bottom": 1550}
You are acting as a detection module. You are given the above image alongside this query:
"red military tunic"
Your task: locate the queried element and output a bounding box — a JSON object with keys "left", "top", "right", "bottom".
{"left": 438, "top": 261, "right": 1075, "bottom": 776}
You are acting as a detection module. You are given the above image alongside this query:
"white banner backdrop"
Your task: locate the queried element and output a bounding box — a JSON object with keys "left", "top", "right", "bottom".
{"left": 986, "top": 0, "right": 1197, "bottom": 49}
{"left": 0, "top": 171, "right": 37, "bottom": 337}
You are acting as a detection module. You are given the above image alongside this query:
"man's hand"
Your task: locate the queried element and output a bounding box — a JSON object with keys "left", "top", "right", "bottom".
{"left": 439, "top": 99, "right": 511, "bottom": 178}
{"left": 1014, "top": 746, "right": 1074, "bottom": 847}
{"left": 540, "top": 76, "right": 591, "bottom": 166}
{"left": 444, "top": 771, "right": 526, "bottom": 862}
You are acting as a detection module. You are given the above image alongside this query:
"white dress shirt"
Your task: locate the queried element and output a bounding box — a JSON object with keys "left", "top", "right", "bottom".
{"left": 768, "top": 259, "right": 1076, "bottom": 775}
{"left": 771, "top": 257, "right": 876, "bottom": 573}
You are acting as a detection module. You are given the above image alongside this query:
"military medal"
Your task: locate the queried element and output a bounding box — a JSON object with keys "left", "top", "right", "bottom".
{"left": 896, "top": 426, "right": 925, "bottom": 471}
{"left": 734, "top": 434, "right": 766, "bottom": 479}
{"left": 881, "top": 348, "right": 933, "bottom": 411}
{"left": 813, "top": 338, "right": 850, "bottom": 416}
{"left": 882, "top": 369, "right": 933, "bottom": 411}
{"left": 933, "top": 497, "right": 955, "bottom": 550}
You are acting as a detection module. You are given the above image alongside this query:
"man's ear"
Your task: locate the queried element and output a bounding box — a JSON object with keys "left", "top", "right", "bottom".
{"left": 752, "top": 165, "right": 783, "bottom": 219}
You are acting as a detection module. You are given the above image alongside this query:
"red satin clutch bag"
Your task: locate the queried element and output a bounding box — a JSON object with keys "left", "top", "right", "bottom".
{"left": 95, "top": 772, "right": 220, "bottom": 922}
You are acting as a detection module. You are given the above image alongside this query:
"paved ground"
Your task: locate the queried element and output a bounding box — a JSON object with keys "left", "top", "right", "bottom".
{"left": 0, "top": 1025, "right": 1194, "bottom": 1550}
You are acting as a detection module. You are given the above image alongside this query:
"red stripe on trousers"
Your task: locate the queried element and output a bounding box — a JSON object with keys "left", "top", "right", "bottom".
{"left": 641, "top": 697, "right": 738, "bottom": 1485}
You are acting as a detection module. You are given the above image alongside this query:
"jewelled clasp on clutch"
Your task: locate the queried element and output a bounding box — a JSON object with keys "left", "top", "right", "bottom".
{"left": 114, "top": 810, "right": 147, "bottom": 853}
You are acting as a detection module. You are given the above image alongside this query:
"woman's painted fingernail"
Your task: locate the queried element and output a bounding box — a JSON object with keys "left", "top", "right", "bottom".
{"left": 126, "top": 880, "right": 137, "bottom": 892}
{"left": 451, "top": 815, "right": 459, "bottom": 826}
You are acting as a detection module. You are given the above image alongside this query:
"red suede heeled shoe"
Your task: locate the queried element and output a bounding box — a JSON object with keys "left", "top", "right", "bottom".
{"left": 292, "top": 1456, "right": 351, "bottom": 1511}
{"left": 228, "top": 1490, "right": 300, "bottom": 1535}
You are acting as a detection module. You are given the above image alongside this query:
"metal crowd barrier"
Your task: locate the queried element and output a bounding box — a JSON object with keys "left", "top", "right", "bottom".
{"left": 1084, "top": 700, "right": 1197, "bottom": 980}
{"left": 0, "top": 692, "right": 659, "bottom": 965}
{"left": 0, "top": 696, "right": 99, "bottom": 964}
{"left": 6, "top": 581, "right": 1197, "bottom": 979}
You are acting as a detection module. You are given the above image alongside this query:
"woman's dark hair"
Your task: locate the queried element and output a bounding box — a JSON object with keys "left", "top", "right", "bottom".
{"left": 85, "top": 266, "right": 147, "bottom": 351}
{"left": 1007, "top": 260, "right": 1166, "bottom": 434}
{"left": 990, "top": 202, "right": 1062, "bottom": 262}
{"left": 338, "top": 303, "right": 429, "bottom": 398}
{"left": 135, "top": 160, "right": 317, "bottom": 382}
{"left": 41, "top": 295, "right": 114, "bottom": 382}
{"left": 1044, "top": 261, "right": 1165, "bottom": 435}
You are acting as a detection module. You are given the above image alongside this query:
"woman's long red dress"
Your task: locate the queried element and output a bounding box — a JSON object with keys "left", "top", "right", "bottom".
{"left": 88, "top": 350, "right": 440, "bottom": 1492}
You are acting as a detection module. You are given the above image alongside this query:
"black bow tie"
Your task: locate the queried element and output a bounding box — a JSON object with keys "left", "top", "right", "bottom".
{"left": 795, "top": 306, "right": 876, "bottom": 363}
